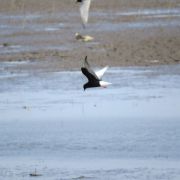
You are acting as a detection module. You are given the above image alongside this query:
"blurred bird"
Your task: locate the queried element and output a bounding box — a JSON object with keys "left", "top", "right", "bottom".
{"left": 76, "top": 0, "right": 91, "bottom": 28}
{"left": 81, "top": 56, "right": 111, "bottom": 90}
{"left": 75, "top": 33, "right": 94, "bottom": 42}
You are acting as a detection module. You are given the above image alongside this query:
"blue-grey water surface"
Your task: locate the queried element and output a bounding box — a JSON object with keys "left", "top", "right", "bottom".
{"left": 0, "top": 61, "right": 180, "bottom": 180}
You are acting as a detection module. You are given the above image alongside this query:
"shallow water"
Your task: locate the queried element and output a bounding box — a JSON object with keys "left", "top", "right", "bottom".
{"left": 0, "top": 62, "right": 180, "bottom": 179}
{"left": 1, "top": 8, "right": 180, "bottom": 35}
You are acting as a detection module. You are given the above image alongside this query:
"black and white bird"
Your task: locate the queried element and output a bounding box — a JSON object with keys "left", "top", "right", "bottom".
{"left": 81, "top": 56, "right": 111, "bottom": 91}
{"left": 76, "top": 0, "right": 91, "bottom": 28}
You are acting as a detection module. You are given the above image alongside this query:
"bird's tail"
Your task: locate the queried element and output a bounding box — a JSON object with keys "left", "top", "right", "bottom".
{"left": 99, "top": 81, "right": 112, "bottom": 88}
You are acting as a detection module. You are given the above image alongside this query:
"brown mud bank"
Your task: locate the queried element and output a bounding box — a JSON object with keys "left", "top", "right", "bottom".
{"left": 0, "top": 0, "right": 180, "bottom": 71}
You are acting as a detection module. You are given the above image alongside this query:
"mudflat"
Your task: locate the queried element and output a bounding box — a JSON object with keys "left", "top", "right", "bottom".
{"left": 0, "top": 0, "right": 180, "bottom": 71}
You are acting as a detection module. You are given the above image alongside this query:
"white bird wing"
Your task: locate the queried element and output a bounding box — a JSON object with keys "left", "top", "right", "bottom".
{"left": 95, "top": 66, "right": 109, "bottom": 79}
{"left": 80, "top": 0, "right": 91, "bottom": 27}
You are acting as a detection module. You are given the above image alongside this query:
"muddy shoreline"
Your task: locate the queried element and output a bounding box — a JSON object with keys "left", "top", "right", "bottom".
{"left": 0, "top": 0, "right": 180, "bottom": 71}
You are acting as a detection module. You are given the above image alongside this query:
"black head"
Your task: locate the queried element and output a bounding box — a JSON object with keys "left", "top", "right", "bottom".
{"left": 83, "top": 81, "right": 100, "bottom": 91}
{"left": 76, "top": 0, "right": 82, "bottom": 2}
{"left": 83, "top": 83, "right": 92, "bottom": 91}
{"left": 83, "top": 84, "right": 88, "bottom": 91}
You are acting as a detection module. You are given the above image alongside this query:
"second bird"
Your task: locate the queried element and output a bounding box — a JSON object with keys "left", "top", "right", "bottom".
{"left": 76, "top": 0, "right": 91, "bottom": 28}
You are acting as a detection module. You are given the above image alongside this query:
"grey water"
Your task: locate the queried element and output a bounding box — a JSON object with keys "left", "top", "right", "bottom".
{"left": 0, "top": 62, "right": 180, "bottom": 180}
{"left": 0, "top": 7, "right": 180, "bottom": 35}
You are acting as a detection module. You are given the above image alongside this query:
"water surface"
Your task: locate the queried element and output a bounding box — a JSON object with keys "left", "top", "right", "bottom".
{"left": 0, "top": 62, "right": 180, "bottom": 180}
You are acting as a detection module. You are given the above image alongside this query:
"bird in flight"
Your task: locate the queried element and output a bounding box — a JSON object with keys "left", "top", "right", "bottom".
{"left": 76, "top": 0, "right": 91, "bottom": 28}
{"left": 81, "top": 56, "right": 111, "bottom": 91}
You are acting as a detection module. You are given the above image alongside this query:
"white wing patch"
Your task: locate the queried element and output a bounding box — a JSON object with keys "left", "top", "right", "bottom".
{"left": 80, "top": 0, "right": 91, "bottom": 26}
{"left": 99, "top": 81, "right": 112, "bottom": 87}
{"left": 95, "top": 66, "right": 108, "bottom": 79}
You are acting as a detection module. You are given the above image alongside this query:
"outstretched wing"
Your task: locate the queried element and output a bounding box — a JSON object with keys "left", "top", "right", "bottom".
{"left": 95, "top": 66, "right": 108, "bottom": 79}
{"left": 81, "top": 67, "right": 98, "bottom": 82}
{"left": 83, "top": 56, "right": 99, "bottom": 80}
{"left": 80, "top": 0, "right": 91, "bottom": 27}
